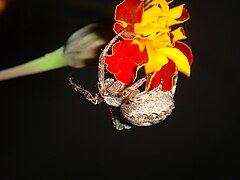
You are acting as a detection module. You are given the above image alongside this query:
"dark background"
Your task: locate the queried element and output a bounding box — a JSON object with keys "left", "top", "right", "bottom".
{"left": 0, "top": 0, "right": 238, "bottom": 179}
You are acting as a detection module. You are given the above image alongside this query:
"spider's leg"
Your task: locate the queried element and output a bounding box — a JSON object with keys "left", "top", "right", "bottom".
{"left": 122, "top": 76, "right": 148, "bottom": 97}
{"left": 69, "top": 78, "right": 102, "bottom": 105}
{"left": 109, "top": 106, "right": 131, "bottom": 130}
{"left": 171, "top": 73, "right": 178, "bottom": 96}
{"left": 98, "top": 30, "right": 126, "bottom": 96}
{"left": 151, "top": 72, "right": 178, "bottom": 96}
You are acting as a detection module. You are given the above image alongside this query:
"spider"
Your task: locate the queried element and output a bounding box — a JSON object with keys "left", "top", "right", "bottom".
{"left": 69, "top": 30, "right": 177, "bottom": 130}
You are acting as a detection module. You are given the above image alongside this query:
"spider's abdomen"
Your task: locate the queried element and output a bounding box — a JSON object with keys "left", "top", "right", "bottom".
{"left": 120, "top": 90, "right": 175, "bottom": 126}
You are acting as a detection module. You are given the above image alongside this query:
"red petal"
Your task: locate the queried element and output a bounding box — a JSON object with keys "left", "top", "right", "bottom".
{"left": 149, "top": 60, "right": 177, "bottom": 91}
{"left": 114, "top": 23, "right": 136, "bottom": 39}
{"left": 176, "top": 7, "right": 190, "bottom": 22}
{"left": 149, "top": 42, "right": 193, "bottom": 91}
{"left": 115, "top": 0, "right": 144, "bottom": 24}
{"left": 105, "top": 40, "right": 148, "bottom": 85}
{"left": 114, "top": 0, "right": 144, "bottom": 38}
{"left": 175, "top": 41, "right": 193, "bottom": 65}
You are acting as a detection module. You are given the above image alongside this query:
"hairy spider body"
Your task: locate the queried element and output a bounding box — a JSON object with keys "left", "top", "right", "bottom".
{"left": 69, "top": 30, "right": 177, "bottom": 130}
{"left": 120, "top": 89, "right": 174, "bottom": 126}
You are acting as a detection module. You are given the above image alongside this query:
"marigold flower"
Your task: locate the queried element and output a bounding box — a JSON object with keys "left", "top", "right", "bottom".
{"left": 105, "top": 0, "right": 193, "bottom": 91}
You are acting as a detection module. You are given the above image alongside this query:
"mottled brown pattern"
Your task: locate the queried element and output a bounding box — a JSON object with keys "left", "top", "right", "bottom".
{"left": 69, "top": 30, "right": 176, "bottom": 130}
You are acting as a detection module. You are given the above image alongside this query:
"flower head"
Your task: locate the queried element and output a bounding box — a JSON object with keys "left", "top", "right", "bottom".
{"left": 105, "top": 0, "right": 193, "bottom": 91}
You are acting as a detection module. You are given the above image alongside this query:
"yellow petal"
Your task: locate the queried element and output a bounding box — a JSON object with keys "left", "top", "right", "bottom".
{"left": 167, "top": 5, "right": 189, "bottom": 26}
{"left": 144, "top": 42, "right": 168, "bottom": 74}
{"left": 158, "top": 0, "right": 170, "bottom": 11}
{"left": 154, "top": 32, "right": 173, "bottom": 48}
{"left": 143, "top": 5, "right": 164, "bottom": 20}
{"left": 159, "top": 47, "right": 190, "bottom": 76}
{"left": 135, "top": 5, "right": 169, "bottom": 36}
{"left": 132, "top": 39, "right": 145, "bottom": 52}
{"left": 168, "top": 4, "right": 185, "bottom": 19}
{"left": 144, "top": 0, "right": 169, "bottom": 11}
{"left": 135, "top": 22, "right": 167, "bottom": 37}
{"left": 171, "top": 27, "right": 187, "bottom": 42}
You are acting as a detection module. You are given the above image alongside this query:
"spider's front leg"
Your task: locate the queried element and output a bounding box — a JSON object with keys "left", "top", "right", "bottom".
{"left": 121, "top": 76, "right": 147, "bottom": 97}
{"left": 121, "top": 74, "right": 153, "bottom": 101}
{"left": 97, "top": 29, "right": 126, "bottom": 96}
{"left": 69, "top": 78, "right": 102, "bottom": 105}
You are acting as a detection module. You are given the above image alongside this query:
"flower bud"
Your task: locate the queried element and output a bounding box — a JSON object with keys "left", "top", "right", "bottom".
{"left": 0, "top": 24, "right": 107, "bottom": 81}
{"left": 64, "top": 24, "right": 106, "bottom": 68}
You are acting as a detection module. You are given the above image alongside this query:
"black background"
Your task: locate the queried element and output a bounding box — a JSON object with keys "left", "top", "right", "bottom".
{"left": 0, "top": 0, "right": 238, "bottom": 179}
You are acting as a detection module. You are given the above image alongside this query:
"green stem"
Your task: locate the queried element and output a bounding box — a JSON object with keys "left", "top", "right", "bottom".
{"left": 0, "top": 47, "right": 67, "bottom": 81}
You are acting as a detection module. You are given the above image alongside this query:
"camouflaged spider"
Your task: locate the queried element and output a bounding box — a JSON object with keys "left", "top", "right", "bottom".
{"left": 69, "top": 30, "right": 177, "bottom": 130}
